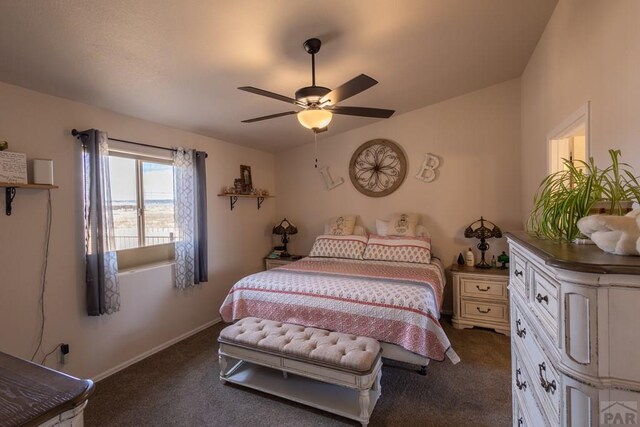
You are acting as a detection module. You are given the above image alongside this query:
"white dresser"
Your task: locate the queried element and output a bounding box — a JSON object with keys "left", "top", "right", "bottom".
{"left": 507, "top": 232, "right": 640, "bottom": 427}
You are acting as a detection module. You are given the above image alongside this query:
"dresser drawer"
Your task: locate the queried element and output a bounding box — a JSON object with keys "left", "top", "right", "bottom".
{"left": 510, "top": 250, "right": 528, "bottom": 298}
{"left": 460, "top": 276, "right": 507, "bottom": 300}
{"left": 513, "top": 349, "right": 548, "bottom": 427}
{"left": 513, "top": 308, "right": 561, "bottom": 423}
{"left": 531, "top": 268, "right": 559, "bottom": 340}
{"left": 461, "top": 299, "right": 508, "bottom": 322}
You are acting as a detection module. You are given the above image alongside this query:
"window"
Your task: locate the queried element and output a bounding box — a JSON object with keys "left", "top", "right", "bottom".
{"left": 108, "top": 151, "right": 175, "bottom": 268}
{"left": 548, "top": 103, "right": 590, "bottom": 175}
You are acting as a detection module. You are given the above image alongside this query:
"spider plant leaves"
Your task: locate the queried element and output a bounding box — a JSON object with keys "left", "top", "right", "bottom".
{"left": 527, "top": 149, "right": 640, "bottom": 242}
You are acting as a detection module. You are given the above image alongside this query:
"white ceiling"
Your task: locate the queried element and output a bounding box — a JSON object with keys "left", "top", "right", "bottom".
{"left": 0, "top": 0, "right": 556, "bottom": 153}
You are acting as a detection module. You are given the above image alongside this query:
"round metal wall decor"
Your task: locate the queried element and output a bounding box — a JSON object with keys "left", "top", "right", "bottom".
{"left": 349, "top": 139, "right": 407, "bottom": 197}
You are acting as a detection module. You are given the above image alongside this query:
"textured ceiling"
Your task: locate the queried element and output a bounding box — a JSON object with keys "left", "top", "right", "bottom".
{"left": 0, "top": 0, "right": 556, "bottom": 152}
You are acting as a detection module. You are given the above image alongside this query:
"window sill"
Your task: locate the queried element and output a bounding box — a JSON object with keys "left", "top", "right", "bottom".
{"left": 118, "top": 260, "right": 175, "bottom": 276}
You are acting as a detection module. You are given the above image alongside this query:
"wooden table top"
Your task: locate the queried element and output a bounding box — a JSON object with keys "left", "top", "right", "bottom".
{"left": 0, "top": 352, "right": 94, "bottom": 427}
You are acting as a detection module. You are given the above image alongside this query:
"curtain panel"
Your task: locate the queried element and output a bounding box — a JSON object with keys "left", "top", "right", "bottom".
{"left": 80, "top": 129, "right": 121, "bottom": 315}
{"left": 173, "top": 149, "right": 208, "bottom": 289}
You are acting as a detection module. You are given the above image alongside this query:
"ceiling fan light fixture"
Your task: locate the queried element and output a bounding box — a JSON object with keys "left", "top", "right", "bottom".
{"left": 297, "top": 108, "right": 332, "bottom": 130}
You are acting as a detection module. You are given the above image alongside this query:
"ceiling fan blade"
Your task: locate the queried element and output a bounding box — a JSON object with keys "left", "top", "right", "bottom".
{"left": 238, "top": 86, "right": 302, "bottom": 105}
{"left": 241, "top": 111, "right": 297, "bottom": 123}
{"left": 327, "top": 106, "right": 395, "bottom": 118}
{"left": 319, "top": 74, "right": 378, "bottom": 105}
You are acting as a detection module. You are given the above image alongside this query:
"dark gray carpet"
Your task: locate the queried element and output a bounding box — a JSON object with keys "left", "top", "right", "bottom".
{"left": 85, "top": 317, "right": 511, "bottom": 427}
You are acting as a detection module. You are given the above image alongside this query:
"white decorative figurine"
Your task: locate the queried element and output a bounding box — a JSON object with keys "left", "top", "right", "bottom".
{"left": 577, "top": 209, "right": 640, "bottom": 256}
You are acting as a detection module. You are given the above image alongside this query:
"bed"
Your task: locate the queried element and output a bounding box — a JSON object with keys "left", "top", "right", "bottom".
{"left": 219, "top": 255, "right": 459, "bottom": 373}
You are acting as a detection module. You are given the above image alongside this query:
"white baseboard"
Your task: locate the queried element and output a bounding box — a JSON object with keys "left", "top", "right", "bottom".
{"left": 92, "top": 317, "right": 222, "bottom": 382}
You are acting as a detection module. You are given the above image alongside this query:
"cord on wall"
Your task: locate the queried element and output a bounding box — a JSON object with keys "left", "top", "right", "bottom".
{"left": 30, "top": 189, "right": 52, "bottom": 362}
{"left": 40, "top": 343, "right": 63, "bottom": 365}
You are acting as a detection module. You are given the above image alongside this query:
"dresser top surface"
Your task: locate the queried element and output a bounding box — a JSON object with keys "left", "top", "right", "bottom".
{"left": 0, "top": 352, "right": 94, "bottom": 427}
{"left": 506, "top": 231, "right": 640, "bottom": 275}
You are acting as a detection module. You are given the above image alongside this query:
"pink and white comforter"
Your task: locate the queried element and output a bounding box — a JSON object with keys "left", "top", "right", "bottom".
{"left": 220, "top": 257, "right": 456, "bottom": 362}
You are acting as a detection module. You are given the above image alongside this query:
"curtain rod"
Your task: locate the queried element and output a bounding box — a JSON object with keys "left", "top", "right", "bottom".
{"left": 71, "top": 129, "right": 208, "bottom": 158}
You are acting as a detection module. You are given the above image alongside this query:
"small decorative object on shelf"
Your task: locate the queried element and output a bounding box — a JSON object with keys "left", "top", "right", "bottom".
{"left": 464, "top": 216, "right": 503, "bottom": 269}
{"left": 491, "top": 255, "right": 497, "bottom": 268}
{"left": 0, "top": 151, "right": 28, "bottom": 184}
{"left": 497, "top": 251, "right": 509, "bottom": 270}
{"left": 457, "top": 253, "right": 465, "bottom": 266}
{"left": 240, "top": 164, "right": 252, "bottom": 193}
{"left": 272, "top": 218, "right": 298, "bottom": 258}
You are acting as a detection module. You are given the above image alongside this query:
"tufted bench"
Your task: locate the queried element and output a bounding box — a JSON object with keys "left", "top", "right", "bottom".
{"left": 218, "top": 317, "right": 382, "bottom": 426}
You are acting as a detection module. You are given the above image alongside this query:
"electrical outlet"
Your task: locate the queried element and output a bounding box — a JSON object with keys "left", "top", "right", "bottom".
{"left": 60, "top": 343, "right": 69, "bottom": 364}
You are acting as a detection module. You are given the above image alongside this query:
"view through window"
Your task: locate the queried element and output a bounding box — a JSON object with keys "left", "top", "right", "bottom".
{"left": 109, "top": 153, "right": 175, "bottom": 250}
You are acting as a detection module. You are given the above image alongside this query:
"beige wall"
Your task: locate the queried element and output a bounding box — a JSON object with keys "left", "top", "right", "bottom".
{"left": 275, "top": 79, "right": 522, "bottom": 312}
{"left": 521, "top": 0, "right": 640, "bottom": 222}
{"left": 0, "top": 81, "right": 276, "bottom": 379}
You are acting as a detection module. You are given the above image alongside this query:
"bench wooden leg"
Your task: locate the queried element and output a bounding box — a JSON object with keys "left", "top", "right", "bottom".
{"left": 359, "top": 389, "right": 370, "bottom": 423}
{"left": 372, "top": 371, "right": 382, "bottom": 394}
{"left": 219, "top": 354, "right": 228, "bottom": 383}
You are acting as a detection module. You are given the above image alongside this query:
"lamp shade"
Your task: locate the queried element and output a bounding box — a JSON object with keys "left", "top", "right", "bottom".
{"left": 297, "top": 108, "right": 332, "bottom": 130}
{"left": 273, "top": 218, "right": 297, "bottom": 235}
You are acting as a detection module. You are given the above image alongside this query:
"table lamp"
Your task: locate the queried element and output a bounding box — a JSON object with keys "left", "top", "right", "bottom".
{"left": 273, "top": 218, "right": 298, "bottom": 258}
{"left": 464, "top": 216, "right": 502, "bottom": 269}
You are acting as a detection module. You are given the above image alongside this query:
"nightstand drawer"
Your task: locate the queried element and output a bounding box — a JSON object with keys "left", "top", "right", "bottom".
{"left": 461, "top": 299, "right": 509, "bottom": 323}
{"left": 460, "top": 277, "right": 507, "bottom": 299}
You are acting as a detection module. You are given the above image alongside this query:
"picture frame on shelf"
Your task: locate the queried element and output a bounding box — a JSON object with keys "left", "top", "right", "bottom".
{"left": 240, "top": 164, "right": 252, "bottom": 194}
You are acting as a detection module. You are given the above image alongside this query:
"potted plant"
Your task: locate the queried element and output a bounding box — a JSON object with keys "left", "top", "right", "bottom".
{"left": 527, "top": 149, "right": 640, "bottom": 242}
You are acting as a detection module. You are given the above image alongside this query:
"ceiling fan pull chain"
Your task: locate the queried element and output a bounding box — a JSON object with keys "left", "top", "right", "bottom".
{"left": 314, "top": 131, "right": 318, "bottom": 168}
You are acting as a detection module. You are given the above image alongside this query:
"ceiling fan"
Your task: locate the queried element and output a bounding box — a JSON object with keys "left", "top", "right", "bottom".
{"left": 238, "top": 38, "right": 395, "bottom": 133}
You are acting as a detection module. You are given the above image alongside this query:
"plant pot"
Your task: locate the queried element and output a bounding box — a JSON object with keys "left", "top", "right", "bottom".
{"left": 589, "top": 200, "right": 634, "bottom": 215}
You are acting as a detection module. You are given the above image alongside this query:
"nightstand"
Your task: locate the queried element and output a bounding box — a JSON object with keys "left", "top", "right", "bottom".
{"left": 264, "top": 255, "right": 304, "bottom": 270}
{"left": 451, "top": 264, "right": 510, "bottom": 336}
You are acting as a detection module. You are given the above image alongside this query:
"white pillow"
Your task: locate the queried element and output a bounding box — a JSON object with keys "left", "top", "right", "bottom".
{"left": 376, "top": 218, "right": 430, "bottom": 238}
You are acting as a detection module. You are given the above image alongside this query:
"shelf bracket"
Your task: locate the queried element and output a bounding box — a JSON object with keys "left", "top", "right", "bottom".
{"left": 5, "top": 187, "right": 16, "bottom": 216}
{"left": 229, "top": 195, "right": 238, "bottom": 211}
{"left": 257, "top": 197, "right": 265, "bottom": 210}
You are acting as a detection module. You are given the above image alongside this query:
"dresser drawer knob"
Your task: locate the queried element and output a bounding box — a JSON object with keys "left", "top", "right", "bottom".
{"left": 516, "top": 319, "right": 527, "bottom": 338}
{"left": 516, "top": 368, "right": 527, "bottom": 390}
{"left": 476, "top": 285, "right": 491, "bottom": 292}
{"left": 514, "top": 269, "right": 523, "bottom": 277}
{"left": 476, "top": 307, "right": 491, "bottom": 314}
{"left": 538, "top": 362, "right": 556, "bottom": 394}
{"left": 535, "top": 293, "right": 549, "bottom": 304}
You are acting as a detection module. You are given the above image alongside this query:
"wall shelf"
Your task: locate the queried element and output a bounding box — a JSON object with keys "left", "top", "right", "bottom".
{"left": 0, "top": 182, "right": 59, "bottom": 216}
{"left": 217, "top": 194, "right": 274, "bottom": 211}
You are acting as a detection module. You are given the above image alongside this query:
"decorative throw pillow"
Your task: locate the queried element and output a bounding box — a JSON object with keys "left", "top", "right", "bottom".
{"left": 326, "top": 215, "right": 357, "bottom": 236}
{"left": 309, "top": 235, "right": 368, "bottom": 259}
{"left": 363, "top": 234, "right": 431, "bottom": 264}
{"left": 387, "top": 213, "right": 420, "bottom": 237}
{"left": 324, "top": 224, "right": 367, "bottom": 236}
